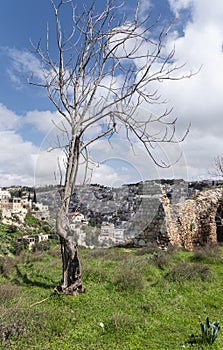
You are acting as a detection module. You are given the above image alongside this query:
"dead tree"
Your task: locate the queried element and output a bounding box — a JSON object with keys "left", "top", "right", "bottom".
{"left": 29, "top": 0, "right": 193, "bottom": 295}
{"left": 212, "top": 156, "right": 223, "bottom": 179}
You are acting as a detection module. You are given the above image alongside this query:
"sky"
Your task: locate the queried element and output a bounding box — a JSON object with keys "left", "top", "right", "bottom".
{"left": 0, "top": 0, "right": 223, "bottom": 187}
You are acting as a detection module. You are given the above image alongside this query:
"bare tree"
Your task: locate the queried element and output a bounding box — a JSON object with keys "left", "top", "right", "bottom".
{"left": 211, "top": 156, "right": 223, "bottom": 179}
{"left": 29, "top": 0, "right": 193, "bottom": 295}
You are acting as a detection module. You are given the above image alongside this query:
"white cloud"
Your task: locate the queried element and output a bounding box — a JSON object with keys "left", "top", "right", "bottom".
{"left": 25, "top": 110, "right": 62, "bottom": 134}
{"left": 168, "top": 0, "right": 194, "bottom": 17}
{"left": 33, "top": 148, "right": 64, "bottom": 186}
{"left": 0, "top": 104, "right": 65, "bottom": 186}
{"left": 0, "top": 103, "right": 21, "bottom": 131}
{"left": 149, "top": 0, "right": 223, "bottom": 179}
{"left": 6, "top": 48, "right": 43, "bottom": 88}
{"left": 138, "top": 0, "right": 152, "bottom": 20}
{"left": 2, "top": 1, "right": 223, "bottom": 186}
{"left": 0, "top": 131, "right": 36, "bottom": 186}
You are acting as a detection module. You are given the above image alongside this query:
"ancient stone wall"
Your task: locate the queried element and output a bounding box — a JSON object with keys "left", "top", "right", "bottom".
{"left": 130, "top": 182, "right": 223, "bottom": 250}
{"left": 132, "top": 179, "right": 189, "bottom": 247}
{"left": 160, "top": 187, "right": 223, "bottom": 250}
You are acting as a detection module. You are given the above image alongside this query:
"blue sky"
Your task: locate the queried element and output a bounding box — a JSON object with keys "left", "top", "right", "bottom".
{"left": 1, "top": 0, "right": 223, "bottom": 187}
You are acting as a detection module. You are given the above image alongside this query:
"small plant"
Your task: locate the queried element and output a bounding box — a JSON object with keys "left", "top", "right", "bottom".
{"left": 188, "top": 317, "right": 220, "bottom": 345}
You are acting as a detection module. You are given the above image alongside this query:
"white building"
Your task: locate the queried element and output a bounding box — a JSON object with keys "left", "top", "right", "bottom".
{"left": 32, "top": 202, "right": 50, "bottom": 220}
{"left": 70, "top": 212, "right": 86, "bottom": 223}
{"left": 114, "top": 228, "right": 125, "bottom": 244}
{"left": 98, "top": 222, "right": 115, "bottom": 246}
{"left": 0, "top": 188, "right": 11, "bottom": 200}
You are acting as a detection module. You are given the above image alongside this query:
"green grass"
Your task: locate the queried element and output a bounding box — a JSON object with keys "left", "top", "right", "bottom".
{"left": 1, "top": 246, "right": 223, "bottom": 349}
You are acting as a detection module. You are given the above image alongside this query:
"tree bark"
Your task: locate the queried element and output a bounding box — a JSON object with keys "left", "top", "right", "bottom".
{"left": 55, "top": 205, "right": 85, "bottom": 295}
{"left": 54, "top": 237, "right": 85, "bottom": 295}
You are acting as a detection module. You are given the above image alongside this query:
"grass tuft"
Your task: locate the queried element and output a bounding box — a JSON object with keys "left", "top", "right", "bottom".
{"left": 190, "top": 244, "right": 223, "bottom": 264}
{"left": 165, "top": 261, "right": 211, "bottom": 282}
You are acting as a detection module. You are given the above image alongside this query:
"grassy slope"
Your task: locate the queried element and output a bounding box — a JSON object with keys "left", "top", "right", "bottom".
{"left": 1, "top": 246, "right": 223, "bottom": 349}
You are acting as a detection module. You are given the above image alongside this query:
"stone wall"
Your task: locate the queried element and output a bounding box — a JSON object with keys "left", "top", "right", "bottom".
{"left": 128, "top": 181, "right": 223, "bottom": 250}
{"left": 160, "top": 187, "right": 223, "bottom": 250}
{"left": 131, "top": 179, "right": 189, "bottom": 247}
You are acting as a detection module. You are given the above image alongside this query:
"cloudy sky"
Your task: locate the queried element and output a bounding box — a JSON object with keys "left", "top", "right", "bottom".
{"left": 0, "top": 0, "right": 223, "bottom": 187}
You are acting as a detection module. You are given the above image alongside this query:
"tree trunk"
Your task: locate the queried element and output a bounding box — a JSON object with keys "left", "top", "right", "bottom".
{"left": 55, "top": 207, "right": 85, "bottom": 295}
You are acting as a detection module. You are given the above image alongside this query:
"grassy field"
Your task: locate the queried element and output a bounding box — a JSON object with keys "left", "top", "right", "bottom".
{"left": 1, "top": 244, "right": 223, "bottom": 349}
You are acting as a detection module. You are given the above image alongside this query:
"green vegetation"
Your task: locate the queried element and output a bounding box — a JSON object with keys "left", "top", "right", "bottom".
{"left": 189, "top": 317, "right": 220, "bottom": 346}
{"left": 0, "top": 213, "right": 56, "bottom": 256}
{"left": 0, "top": 222, "right": 23, "bottom": 256}
{"left": 1, "top": 245, "right": 223, "bottom": 349}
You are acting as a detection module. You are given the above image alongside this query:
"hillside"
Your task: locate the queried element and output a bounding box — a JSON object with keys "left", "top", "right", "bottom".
{"left": 0, "top": 213, "right": 56, "bottom": 256}
{"left": 0, "top": 245, "right": 223, "bottom": 349}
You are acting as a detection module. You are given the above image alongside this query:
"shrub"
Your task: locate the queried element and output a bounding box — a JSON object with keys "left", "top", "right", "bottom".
{"left": 149, "top": 251, "right": 169, "bottom": 269}
{"left": 0, "top": 257, "right": 15, "bottom": 278}
{"left": 6, "top": 225, "right": 18, "bottom": 233}
{"left": 0, "top": 320, "right": 26, "bottom": 342}
{"left": 82, "top": 263, "right": 108, "bottom": 284}
{"left": 32, "top": 240, "right": 51, "bottom": 252}
{"left": 165, "top": 261, "right": 211, "bottom": 282}
{"left": 135, "top": 243, "right": 159, "bottom": 256}
{"left": 112, "top": 261, "right": 145, "bottom": 292}
{"left": 0, "top": 284, "right": 20, "bottom": 305}
{"left": 84, "top": 248, "right": 109, "bottom": 259}
{"left": 190, "top": 245, "right": 223, "bottom": 264}
{"left": 12, "top": 240, "right": 29, "bottom": 256}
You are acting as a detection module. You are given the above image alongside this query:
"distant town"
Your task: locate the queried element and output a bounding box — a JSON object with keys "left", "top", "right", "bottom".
{"left": 1, "top": 179, "right": 222, "bottom": 250}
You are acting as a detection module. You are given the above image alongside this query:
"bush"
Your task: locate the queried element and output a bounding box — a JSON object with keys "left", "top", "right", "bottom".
{"left": 6, "top": 225, "right": 18, "bottom": 233}
{"left": 112, "top": 260, "right": 145, "bottom": 292}
{"left": 165, "top": 261, "right": 211, "bottom": 282}
{"left": 0, "top": 284, "right": 21, "bottom": 305}
{"left": 12, "top": 240, "right": 29, "bottom": 256}
{"left": 0, "top": 257, "right": 15, "bottom": 278}
{"left": 135, "top": 243, "right": 159, "bottom": 255}
{"left": 190, "top": 245, "right": 223, "bottom": 264}
{"left": 0, "top": 320, "right": 26, "bottom": 342}
{"left": 84, "top": 248, "right": 109, "bottom": 259}
{"left": 32, "top": 240, "right": 51, "bottom": 252}
{"left": 149, "top": 251, "right": 169, "bottom": 269}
